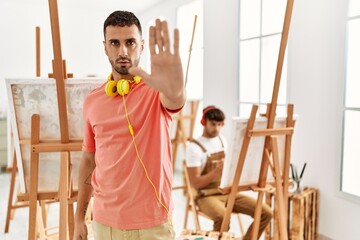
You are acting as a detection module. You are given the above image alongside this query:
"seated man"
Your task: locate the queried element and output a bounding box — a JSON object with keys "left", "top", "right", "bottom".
{"left": 185, "top": 106, "right": 273, "bottom": 240}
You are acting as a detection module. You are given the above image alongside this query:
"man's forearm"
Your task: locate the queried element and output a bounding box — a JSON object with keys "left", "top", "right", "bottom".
{"left": 160, "top": 87, "right": 186, "bottom": 110}
{"left": 192, "top": 171, "right": 216, "bottom": 190}
{"left": 75, "top": 154, "right": 95, "bottom": 221}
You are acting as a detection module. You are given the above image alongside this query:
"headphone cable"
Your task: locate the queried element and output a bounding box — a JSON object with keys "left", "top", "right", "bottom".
{"left": 121, "top": 93, "right": 172, "bottom": 224}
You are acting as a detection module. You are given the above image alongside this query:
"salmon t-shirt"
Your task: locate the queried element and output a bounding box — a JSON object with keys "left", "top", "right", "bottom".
{"left": 82, "top": 81, "right": 178, "bottom": 230}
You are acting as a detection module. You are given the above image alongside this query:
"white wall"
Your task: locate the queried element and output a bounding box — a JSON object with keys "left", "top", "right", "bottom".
{"left": 203, "top": 0, "right": 240, "bottom": 139}
{"left": 288, "top": 0, "right": 360, "bottom": 239}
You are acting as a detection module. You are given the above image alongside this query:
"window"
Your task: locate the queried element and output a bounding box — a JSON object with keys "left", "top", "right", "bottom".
{"left": 177, "top": 0, "right": 204, "bottom": 99}
{"left": 238, "top": 0, "right": 288, "bottom": 117}
{"left": 341, "top": 0, "right": 360, "bottom": 197}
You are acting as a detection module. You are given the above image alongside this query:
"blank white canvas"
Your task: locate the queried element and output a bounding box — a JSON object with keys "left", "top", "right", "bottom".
{"left": 220, "top": 115, "right": 297, "bottom": 189}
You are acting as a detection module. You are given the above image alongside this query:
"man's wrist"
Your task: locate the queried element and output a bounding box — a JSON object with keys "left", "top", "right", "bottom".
{"left": 74, "top": 213, "right": 86, "bottom": 222}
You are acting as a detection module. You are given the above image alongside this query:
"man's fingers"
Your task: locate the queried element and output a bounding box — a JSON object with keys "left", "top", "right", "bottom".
{"left": 162, "top": 21, "right": 170, "bottom": 53}
{"left": 149, "top": 26, "right": 156, "bottom": 55}
{"left": 155, "top": 19, "right": 164, "bottom": 53}
{"left": 173, "top": 28, "right": 179, "bottom": 56}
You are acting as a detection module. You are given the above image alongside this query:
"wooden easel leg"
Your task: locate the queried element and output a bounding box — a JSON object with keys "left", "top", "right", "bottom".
{"left": 28, "top": 114, "right": 40, "bottom": 240}
{"left": 193, "top": 204, "right": 201, "bottom": 231}
{"left": 68, "top": 157, "right": 75, "bottom": 239}
{"left": 68, "top": 202, "right": 75, "bottom": 239}
{"left": 236, "top": 214, "right": 245, "bottom": 237}
{"left": 4, "top": 152, "right": 17, "bottom": 233}
{"left": 39, "top": 200, "right": 48, "bottom": 232}
{"left": 37, "top": 201, "right": 47, "bottom": 239}
{"left": 250, "top": 191, "right": 266, "bottom": 240}
{"left": 220, "top": 105, "right": 259, "bottom": 233}
{"left": 271, "top": 136, "right": 288, "bottom": 240}
{"left": 172, "top": 142, "right": 179, "bottom": 170}
{"left": 283, "top": 104, "right": 294, "bottom": 225}
{"left": 59, "top": 152, "right": 69, "bottom": 240}
{"left": 183, "top": 197, "right": 190, "bottom": 229}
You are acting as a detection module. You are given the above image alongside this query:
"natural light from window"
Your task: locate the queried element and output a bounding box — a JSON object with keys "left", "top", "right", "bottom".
{"left": 341, "top": 0, "right": 360, "bottom": 197}
{"left": 238, "top": 0, "right": 288, "bottom": 117}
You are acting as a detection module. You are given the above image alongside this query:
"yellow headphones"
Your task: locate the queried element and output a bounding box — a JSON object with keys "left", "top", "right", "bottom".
{"left": 105, "top": 72, "right": 141, "bottom": 97}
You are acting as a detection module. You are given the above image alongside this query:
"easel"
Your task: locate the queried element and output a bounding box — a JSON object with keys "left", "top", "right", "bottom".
{"left": 171, "top": 15, "right": 199, "bottom": 170}
{"left": 26, "top": 0, "right": 79, "bottom": 239}
{"left": 171, "top": 100, "right": 200, "bottom": 169}
{"left": 4, "top": 26, "right": 53, "bottom": 235}
{"left": 219, "top": 1, "right": 295, "bottom": 240}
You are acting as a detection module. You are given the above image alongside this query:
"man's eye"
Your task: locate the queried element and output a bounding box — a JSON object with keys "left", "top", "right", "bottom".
{"left": 127, "top": 40, "right": 136, "bottom": 46}
{"left": 110, "top": 41, "right": 119, "bottom": 46}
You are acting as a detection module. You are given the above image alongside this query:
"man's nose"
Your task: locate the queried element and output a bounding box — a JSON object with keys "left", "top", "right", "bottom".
{"left": 119, "top": 45, "right": 128, "bottom": 57}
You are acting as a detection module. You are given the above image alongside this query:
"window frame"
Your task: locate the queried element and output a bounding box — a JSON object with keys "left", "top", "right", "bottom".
{"left": 238, "top": 0, "right": 288, "bottom": 117}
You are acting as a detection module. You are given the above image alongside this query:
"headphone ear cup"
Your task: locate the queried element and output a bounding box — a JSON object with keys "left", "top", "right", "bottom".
{"left": 105, "top": 81, "right": 118, "bottom": 97}
{"left": 117, "top": 80, "right": 130, "bottom": 96}
{"left": 200, "top": 118, "right": 206, "bottom": 126}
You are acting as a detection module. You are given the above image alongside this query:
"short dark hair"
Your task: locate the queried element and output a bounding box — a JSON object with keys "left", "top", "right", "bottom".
{"left": 204, "top": 106, "right": 225, "bottom": 122}
{"left": 103, "top": 11, "right": 142, "bottom": 38}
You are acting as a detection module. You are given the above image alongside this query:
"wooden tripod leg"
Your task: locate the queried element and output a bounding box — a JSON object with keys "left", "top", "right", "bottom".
{"left": 250, "top": 191, "right": 266, "bottom": 240}
{"left": 59, "top": 152, "right": 69, "bottom": 240}
{"left": 39, "top": 200, "right": 48, "bottom": 234}
{"left": 37, "top": 201, "right": 47, "bottom": 239}
{"left": 283, "top": 104, "right": 294, "bottom": 224}
{"left": 4, "top": 152, "right": 17, "bottom": 233}
{"left": 220, "top": 105, "right": 258, "bottom": 233}
{"left": 28, "top": 114, "right": 40, "bottom": 240}
{"left": 68, "top": 202, "right": 75, "bottom": 239}
{"left": 183, "top": 197, "right": 190, "bottom": 229}
{"left": 271, "top": 136, "right": 287, "bottom": 240}
{"left": 68, "top": 156, "right": 75, "bottom": 239}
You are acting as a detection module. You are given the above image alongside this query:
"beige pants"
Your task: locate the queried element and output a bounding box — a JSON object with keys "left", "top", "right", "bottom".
{"left": 197, "top": 193, "right": 273, "bottom": 240}
{"left": 92, "top": 220, "right": 175, "bottom": 240}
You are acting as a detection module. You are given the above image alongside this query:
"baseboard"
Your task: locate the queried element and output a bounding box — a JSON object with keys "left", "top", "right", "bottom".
{"left": 318, "top": 233, "right": 333, "bottom": 240}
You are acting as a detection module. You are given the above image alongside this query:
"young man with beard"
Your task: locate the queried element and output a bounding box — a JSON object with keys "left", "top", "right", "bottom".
{"left": 73, "top": 10, "right": 186, "bottom": 240}
{"left": 185, "top": 106, "right": 273, "bottom": 240}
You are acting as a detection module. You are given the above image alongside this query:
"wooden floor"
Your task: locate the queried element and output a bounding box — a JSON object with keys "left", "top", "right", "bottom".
{"left": 0, "top": 169, "right": 246, "bottom": 239}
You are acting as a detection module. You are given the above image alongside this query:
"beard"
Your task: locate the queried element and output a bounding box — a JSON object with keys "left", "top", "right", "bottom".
{"left": 110, "top": 56, "right": 140, "bottom": 76}
{"left": 205, "top": 129, "right": 219, "bottom": 138}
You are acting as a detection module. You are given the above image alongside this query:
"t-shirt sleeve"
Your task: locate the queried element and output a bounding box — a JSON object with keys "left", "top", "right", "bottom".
{"left": 185, "top": 142, "right": 204, "bottom": 168}
{"left": 82, "top": 98, "right": 95, "bottom": 153}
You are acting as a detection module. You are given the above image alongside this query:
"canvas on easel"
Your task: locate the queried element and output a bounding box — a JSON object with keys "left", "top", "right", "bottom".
{"left": 221, "top": 115, "right": 297, "bottom": 190}
{"left": 219, "top": 104, "right": 295, "bottom": 240}
{"left": 6, "top": 78, "right": 102, "bottom": 193}
{"left": 218, "top": 0, "right": 295, "bottom": 239}
{"left": 6, "top": 77, "right": 102, "bottom": 238}
{"left": 171, "top": 99, "right": 200, "bottom": 169}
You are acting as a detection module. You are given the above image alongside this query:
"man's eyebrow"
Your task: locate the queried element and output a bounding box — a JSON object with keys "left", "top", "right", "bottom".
{"left": 107, "top": 38, "right": 119, "bottom": 42}
{"left": 107, "top": 38, "right": 137, "bottom": 42}
{"left": 126, "top": 37, "right": 137, "bottom": 42}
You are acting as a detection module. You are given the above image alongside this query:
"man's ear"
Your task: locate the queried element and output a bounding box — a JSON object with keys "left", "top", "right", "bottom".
{"left": 140, "top": 39, "right": 145, "bottom": 54}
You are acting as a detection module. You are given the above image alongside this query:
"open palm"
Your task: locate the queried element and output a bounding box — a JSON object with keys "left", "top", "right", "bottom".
{"left": 129, "top": 19, "right": 185, "bottom": 102}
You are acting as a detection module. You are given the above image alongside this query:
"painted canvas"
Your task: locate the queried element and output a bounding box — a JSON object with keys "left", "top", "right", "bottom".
{"left": 6, "top": 78, "right": 103, "bottom": 193}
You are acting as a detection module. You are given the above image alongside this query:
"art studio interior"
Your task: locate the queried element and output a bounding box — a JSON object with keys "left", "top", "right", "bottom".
{"left": 0, "top": 0, "right": 359, "bottom": 239}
